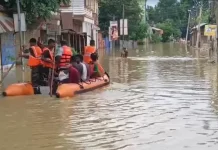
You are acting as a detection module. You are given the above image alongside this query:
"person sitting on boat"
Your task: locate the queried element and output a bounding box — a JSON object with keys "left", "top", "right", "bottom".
{"left": 71, "top": 55, "right": 83, "bottom": 77}
{"left": 20, "top": 38, "right": 43, "bottom": 94}
{"left": 68, "top": 57, "right": 81, "bottom": 84}
{"left": 121, "top": 47, "right": 128, "bottom": 58}
{"left": 89, "top": 52, "right": 105, "bottom": 78}
{"left": 83, "top": 40, "right": 96, "bottom": 64}
{"left": 40, "top": 39, "right": 56, "bottom": 86}
{"left": 52, "top": 61, "right": 81, "bottom": 94}
{"left": 77, "top": 54, "right": 90, "bottom": 81}
{"left": 56, "top": 55, "right": 81, "bottom": 84}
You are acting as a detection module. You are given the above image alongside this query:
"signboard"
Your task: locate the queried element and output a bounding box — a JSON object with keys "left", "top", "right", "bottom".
{"left": 204, "top": 25, "right": 217, "bottom": 36}
{"left": 13, "top": 13, "right": 27, "bottom": 32}
{"left": 120, "top": 19, "right": 128, "bottom": 35}
{"left": 46, "top": 24, "right": 61, "bottom": 35}
{"left": 109, "top": 21, "right": 118, "bottom": 41}
{"left": 1, "top": 33, "right": 16, "bottom": 72}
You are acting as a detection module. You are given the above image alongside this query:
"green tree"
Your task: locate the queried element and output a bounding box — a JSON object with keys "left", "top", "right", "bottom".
{"left": 146, "top": 6, "right": 159, "bottom": 25}
{"left": 146, "top": 0, "right": 210, "bottom": 41}
{"left": 157, "top": 20, "right": 181, "bottom": 42}
{"left": 150, "top": 34, "right": 162, "bottom": 43}
{"left": 155, "top": 0, "right": 180, "bottom": 24}
{"left": 130, "top": 22, "right": 148, "bottom": 40}
{"left": 0, "top": 0, "right": 69, "bottom": 25}
{"left": 99, "top": 0, "right": 144, "bottom": 40}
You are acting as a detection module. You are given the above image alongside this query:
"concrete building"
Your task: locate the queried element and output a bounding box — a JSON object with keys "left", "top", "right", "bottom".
{"left": 60, "top": 0, "right": 100, "bottom": 50}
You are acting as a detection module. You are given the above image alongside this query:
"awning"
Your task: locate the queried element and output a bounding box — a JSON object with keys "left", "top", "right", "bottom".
{"left": 191, "top": 23, "right": 207, "bottom": 30}
{"left": 0, "top": 16, "right": 14, "bottom": 33}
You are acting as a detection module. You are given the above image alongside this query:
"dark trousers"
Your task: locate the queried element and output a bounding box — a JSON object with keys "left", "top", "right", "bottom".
{"left": 40, "top": 67, "right": 50, "bottom": 86}
{"left": 31, "top": 66, "right": 52, "bottom": 94}
{"left": 31, "top": 66, "right": 41, "bottom": 94}
{"left": 31, "top": 66, "right": 41, "bottom": 87}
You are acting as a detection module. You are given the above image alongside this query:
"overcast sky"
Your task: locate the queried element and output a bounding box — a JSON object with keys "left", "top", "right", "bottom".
{"left": 147, "top": 0, "right": 159, "bottom": 7}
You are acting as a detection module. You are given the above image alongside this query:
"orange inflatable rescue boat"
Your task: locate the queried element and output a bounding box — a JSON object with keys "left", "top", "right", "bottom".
{"left": 2, "top": 83, "right": 34, "bottom": 96}
{"left": 2, "top": 73, "right": 110, "bottom": 98}
{"left": 56, "top": 74, "right": 110, "bottom": 98}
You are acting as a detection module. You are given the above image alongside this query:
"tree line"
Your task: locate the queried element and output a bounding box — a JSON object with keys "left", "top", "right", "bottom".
{"left": 147, "top": 0, "right": 209, "bottom": 42}
{"left": 98, "top": 0, "right": 148, "bottom": 41}
{"left": 0, "top": 0, "right": 69, "bottom": 26}
{"left": 0, "top": 0, "right": 147, "bottom": 41}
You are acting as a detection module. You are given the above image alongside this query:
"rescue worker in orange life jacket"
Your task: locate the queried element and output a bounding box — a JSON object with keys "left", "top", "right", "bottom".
{"left": 52, "top": 40, "right": 73, "bottom": 94}
{"left": 55, "top": 40, "right": 73, "bottom": 69}
{"left": 83, "top": 40, "right": 96, "bottom": 64}
{"left": 40, "top": 39, "right": 56, "bottom": 86}
{"left": 20, "top": 38, "right": 43, "bottom": 94}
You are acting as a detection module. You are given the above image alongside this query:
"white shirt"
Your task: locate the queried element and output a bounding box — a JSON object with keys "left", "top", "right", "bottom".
{"left": 55, "top": 46, "right": 63, "bottom": 56}
{"left": 81, "top": 63, "right": 87, "bottom": 81}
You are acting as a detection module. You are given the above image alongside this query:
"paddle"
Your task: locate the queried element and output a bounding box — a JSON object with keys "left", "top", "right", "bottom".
{"left": 49, "top": 33, "right": 57, "bottom": 97}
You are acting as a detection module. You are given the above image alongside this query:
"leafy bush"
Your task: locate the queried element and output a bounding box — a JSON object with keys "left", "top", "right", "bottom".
{"left": 156, "top": 20, "right": 181, "bottom": 42}
{"left": 129, "top": 22, "right": 148, "bottom": 41}
{"left": 1, "top": 0, "right": 70, "bottom": 25}
{"left": 150, "top": 34, "right": 162, "bottom": 43}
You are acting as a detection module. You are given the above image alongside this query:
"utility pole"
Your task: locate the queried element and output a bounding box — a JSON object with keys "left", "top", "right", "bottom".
{"left": 214, "top": 1, "right": 218, "bottom": 62}
{"left": 16, "top": 0, "right": 23, "bottom": 68}
{"left": 186, "top": 10, "right": 191, "bottom": 43}
{"left": 122, "top": 4, "right": 125, "bottom": 48}
{"left": 195, "top": 5, "right": 202, "bottom": 48}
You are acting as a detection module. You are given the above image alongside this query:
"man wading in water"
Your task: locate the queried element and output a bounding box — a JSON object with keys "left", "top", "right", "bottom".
{"left": 121, "top": 47, "right": 128, "bottom": 58}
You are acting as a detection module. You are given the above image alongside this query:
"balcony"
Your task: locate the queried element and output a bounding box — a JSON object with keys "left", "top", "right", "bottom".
{"left": 85, "top": 8, "right": 93, "bottom": 18}
{"left": 59, "top": 0, "right": 97, "bottom": 23}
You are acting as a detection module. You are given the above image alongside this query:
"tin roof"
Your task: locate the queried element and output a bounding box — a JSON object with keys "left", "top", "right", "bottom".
{"left": 191, "top": 23, "right": 207, "bottom": 30}
{"left": 151, "top": 27, "right": 162, "bottom": 31}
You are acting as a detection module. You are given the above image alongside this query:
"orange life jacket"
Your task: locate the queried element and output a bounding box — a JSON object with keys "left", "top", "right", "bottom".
{"left": 41, "top": 47, "right": 54, "bottom": 68}
{"left": 27, "top": 46, "right": 42, "bottom": 67}
{"left": 83, "top": 46, "right": 96, "bottom": 64}
{"left": 59, "top": 46, "right": 73, "bottom": 67}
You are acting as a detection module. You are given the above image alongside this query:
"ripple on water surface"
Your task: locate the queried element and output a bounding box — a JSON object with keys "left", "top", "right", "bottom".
{"left": 0, "top": 46, "right": 218, "bottom": 150}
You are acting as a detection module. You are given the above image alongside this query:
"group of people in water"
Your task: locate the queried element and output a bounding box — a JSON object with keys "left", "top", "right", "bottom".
{"left": 20, "top": 38, "right": 105, "bottom": 94}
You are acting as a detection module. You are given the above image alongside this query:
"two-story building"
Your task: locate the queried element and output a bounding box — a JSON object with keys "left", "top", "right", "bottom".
{"left": 60, "top": 0, "right": 100, "bottom": 51}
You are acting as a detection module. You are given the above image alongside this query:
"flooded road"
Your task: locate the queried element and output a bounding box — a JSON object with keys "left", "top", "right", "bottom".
{"left": 1, "top": 43, "right": 218, "bottom": 150}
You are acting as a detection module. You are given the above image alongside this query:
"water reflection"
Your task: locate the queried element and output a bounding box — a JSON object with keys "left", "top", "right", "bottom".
{"left": 0, "top": 43, "right": 218, "bottom": 150}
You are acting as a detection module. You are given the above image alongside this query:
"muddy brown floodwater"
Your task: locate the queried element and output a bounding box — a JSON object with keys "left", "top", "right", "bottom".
{"left": 0, "top": 43, "right": 218, "bottom": 150}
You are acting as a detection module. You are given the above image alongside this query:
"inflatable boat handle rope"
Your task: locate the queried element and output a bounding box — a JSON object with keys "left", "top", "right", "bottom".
{"left": 78, "top": 71, "right": 110, "bottom": 89}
